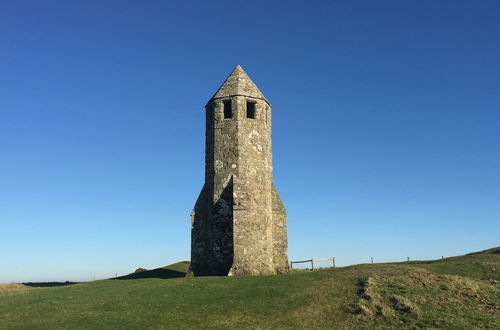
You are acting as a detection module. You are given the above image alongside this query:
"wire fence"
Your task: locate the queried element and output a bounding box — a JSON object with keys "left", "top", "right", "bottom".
{"left": 290, "top": 255, "right": 447, "bottom": 271}
{"left": 290, "top": 257, "right": 335, "bottom": 271}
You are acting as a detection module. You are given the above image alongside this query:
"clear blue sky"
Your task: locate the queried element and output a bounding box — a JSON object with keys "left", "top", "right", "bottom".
{"left": 1, "top": 0, "right": 499, "bottom": 283}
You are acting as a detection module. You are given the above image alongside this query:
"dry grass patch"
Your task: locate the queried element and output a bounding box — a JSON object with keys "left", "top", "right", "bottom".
{"left": 0, "top": 284, "right": 36, "bottom": 296}
{"left": 351, "top": 266, "right": 499, "bottom": 328}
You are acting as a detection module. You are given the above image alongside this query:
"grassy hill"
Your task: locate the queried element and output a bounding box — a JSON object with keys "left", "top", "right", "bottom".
{"left": 115, "top": 261, "right": 190, "bottom": 280}
{"left": 1, "top": 249, "right": 498, "bottom": 329}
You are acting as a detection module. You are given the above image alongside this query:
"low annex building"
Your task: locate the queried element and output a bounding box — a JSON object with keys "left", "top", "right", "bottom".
{"left": 191, "top": 65, "right": 289, "bottom": 276}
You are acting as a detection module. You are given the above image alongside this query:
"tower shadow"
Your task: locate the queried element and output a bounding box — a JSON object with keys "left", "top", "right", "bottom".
{"left": 22, "top": 281, "right": 79, "bottom": 287}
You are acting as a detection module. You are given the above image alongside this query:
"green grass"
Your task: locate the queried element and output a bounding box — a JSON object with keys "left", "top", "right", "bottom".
{"left": 1, "top": 248, "right": 499, "bottom": 329}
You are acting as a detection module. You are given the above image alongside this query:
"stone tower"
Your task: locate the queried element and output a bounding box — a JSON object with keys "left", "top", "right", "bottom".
{"left": 191, "top": 65, "right": 289, "bottom": 276}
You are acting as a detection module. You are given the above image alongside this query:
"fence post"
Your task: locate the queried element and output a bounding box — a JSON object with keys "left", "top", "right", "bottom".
{"left": 290, "top": 261, "right": 293, "bottom": 269}
{"left": 311, "top": 259, "right": 314, "bottom": 271}
{"left": 332, "top": 257, "right": 335, "bottom": 268}
{"left": 371, "top": 257, "right": 373, "bottom": 264}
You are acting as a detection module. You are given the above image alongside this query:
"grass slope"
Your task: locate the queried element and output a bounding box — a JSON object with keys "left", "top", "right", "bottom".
{"left": 115, "top": 261, "right": 190, "bottom": 280}
{"left": 1, "top": 249, "right": 498, "bottom": 329}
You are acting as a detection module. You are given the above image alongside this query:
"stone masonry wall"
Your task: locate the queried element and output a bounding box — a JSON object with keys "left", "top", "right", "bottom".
{"left": 230, "top": 96, "right": 274, "bottom": 275}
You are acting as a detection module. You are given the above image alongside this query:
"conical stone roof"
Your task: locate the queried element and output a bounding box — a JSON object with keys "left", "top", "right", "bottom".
{"left": 209, "top": 65, "right": 269, "bottom": 105}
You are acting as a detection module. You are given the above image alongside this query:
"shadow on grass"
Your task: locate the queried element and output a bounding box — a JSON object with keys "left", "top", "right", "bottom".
{"left": 23, "top": 282, "right": 79, "bottom": 287}
{"left": 114, "top": 268, "right": 186, "bottom": 280}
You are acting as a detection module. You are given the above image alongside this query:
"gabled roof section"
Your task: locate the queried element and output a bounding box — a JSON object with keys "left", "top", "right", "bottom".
{"left": 208, "top": 65, "right": 270, "bottom": 105}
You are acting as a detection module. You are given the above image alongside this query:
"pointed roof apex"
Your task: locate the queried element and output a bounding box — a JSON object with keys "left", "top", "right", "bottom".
{"left": 209, "top": 65, "right": 269, "bottom": 105}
